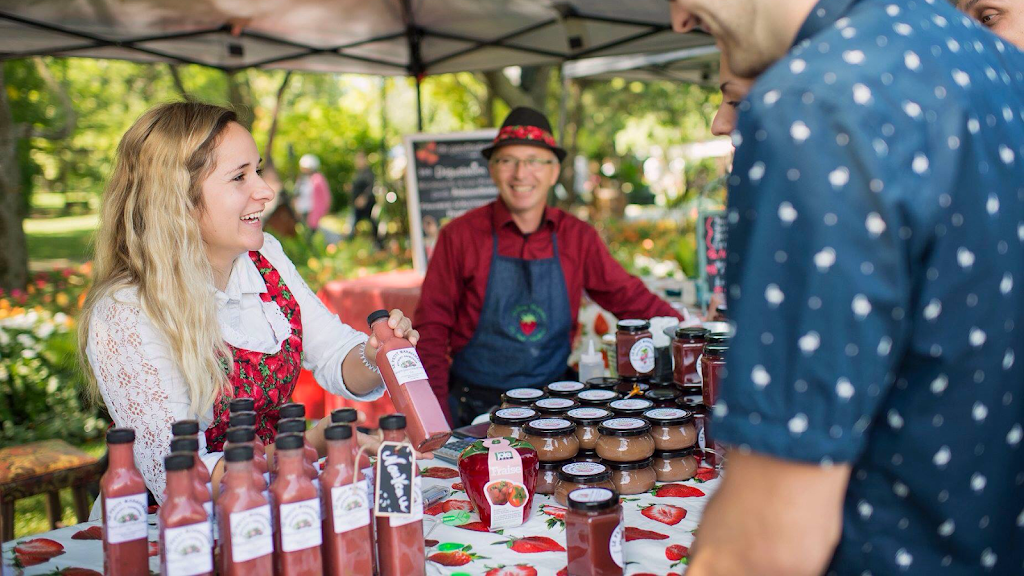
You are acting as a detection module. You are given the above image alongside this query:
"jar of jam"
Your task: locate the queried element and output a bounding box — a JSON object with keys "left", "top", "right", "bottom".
{"left": 644, "top": 388, "right": 682, "bottom": 408}
{"left": 585, "top": 377, "right": 620, "bottom": 391}
{"left": 615, "top": 378, "right": 650, "bottom": 396}
{"left": 487, "top": 408, "right": 538, "bottom": 440}
{"left": 642, "top": 408, "right": 697, "bottom": 451}
{"left": 652, "top": 448, "right": 699, "bottom": 482}
{"left": 573, "top": 450, "right": 603, "bottom": 463}
{"left": 532, "top": 397, "right": 579, "bottom": 417}
{"left": 615, "top": 320, "right": 655, "bottom": 378}
{"left": 576, "top": 389, "right": 621, "bottom": 407}
{"left": 546, "top": 381, "right": 587, "bottom": 398}
{"left": 501, "top": 388, "right": 546, "bottom": 408}
{"left": 522, "top": 418, "right": 580, "bottom": 462}
{"left": 701, "top": 342, "right": 729, "bottom": 407}
{"left": 566, "top": 487, "right": 625, "bottom": 576}
{"left": 567, "top": 408, "right": 613, "bottom": 451}
{"left": 537, "top": 460, "right": 569, "bottom": 495}
{"left": 672, "top": 327, "right": 708, "bottom": 387}
{"left": 595, "top": 418, "right": 655, "bottom": 463}
{"left": 605, "top": 458, "right": 657, "bottom": 495}
{"left": 607, "top": 398, "right": 655, "bottom": 418}
{"left": 554, "top": 462, "right": 615, "bottom": 506}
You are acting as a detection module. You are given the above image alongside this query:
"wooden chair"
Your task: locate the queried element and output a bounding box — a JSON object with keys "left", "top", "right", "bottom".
{"left": 0, "top": 439, "right": 103, "bottom": 542}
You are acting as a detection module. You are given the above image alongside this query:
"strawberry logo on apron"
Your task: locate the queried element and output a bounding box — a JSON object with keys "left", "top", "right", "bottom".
{"left": 508, "top": 304, "right": 547, "bottom": 342}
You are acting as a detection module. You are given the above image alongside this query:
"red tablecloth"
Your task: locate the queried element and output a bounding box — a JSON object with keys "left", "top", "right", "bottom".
{"left": 294, "top": 270, "right": 424, "bottom": 425}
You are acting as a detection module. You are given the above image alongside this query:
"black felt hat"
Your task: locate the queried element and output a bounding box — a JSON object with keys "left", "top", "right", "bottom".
{"left": 482, "top": 106, "right": 566, "bottom": 162}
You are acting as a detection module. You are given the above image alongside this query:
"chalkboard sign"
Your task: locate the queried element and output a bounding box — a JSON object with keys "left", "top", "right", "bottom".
{"left": 404, "top": 130, "right": 499, "bottom": 273}
{"left": 374, "top": 442, "right": 416, "bottom": 517}
{"left": 697, "top": 209, "right": 728, "bottom": 307}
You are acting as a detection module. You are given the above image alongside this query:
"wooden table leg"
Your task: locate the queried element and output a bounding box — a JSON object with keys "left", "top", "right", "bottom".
{"left": 44, "top": 491, "right": 62, "bottom": 529}
{"left": 72, "top": 485, "right": 91, "bottom": 523}
{"left": 0, "top": 498, "right": 14, "bottom": 542}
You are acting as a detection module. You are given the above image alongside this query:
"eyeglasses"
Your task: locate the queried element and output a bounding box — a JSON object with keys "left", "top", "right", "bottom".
{"left": 490, "top": 157, "right": 558, "bottom": 171}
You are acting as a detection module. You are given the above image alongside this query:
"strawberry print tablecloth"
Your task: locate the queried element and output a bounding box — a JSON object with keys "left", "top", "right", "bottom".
{"left": 1, "top": 457, "right": 720, "bottom": 575}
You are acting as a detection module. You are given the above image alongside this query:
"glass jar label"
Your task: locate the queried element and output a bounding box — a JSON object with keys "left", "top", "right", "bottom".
{"left": 331, "top": 480, "right": 371, "bottom": 534}
{"left": 696, "top": 353, "right": 704, "bottom": 383}
{"left": 278, "top": 497, "right": 322, "bottom": 552}
{"left": 163, "top": 520, "right": 213, "bottom": 576}
{"left": 578, "top": 390, "right": 616, "bottom": 401}
{"left": 610, "top": 522, "right": 624, "bottom": 567}
{"left": 494, "top": 408, "right": 536, "bottom": 420}
{"left": 629, "top": 337, "right": 656, "bottom": 373}
{"left": 484, "top": 437, "right": 528, "bottom": 530}
{"left": 561, "top": 462, "right": 607, "bottom": 476}
{"left": 567, "top": 487, "right": 614, "bottom": 503}
{"left": 506, "top": 388, "right": 543, "bottom": 399}
{"left": 568, "top": 408, "right": 611, "bottom": 420}
{"left": 229, "top": 504, "right": 273, "bottom": 563}
{"left": 602, "top": 417, "right": 646, "bottom": 430}
{"left": 535, "top": 398, "right": 574, "bottom": 409}
{"left": 385, "top": 348, "right": 429, "bottom": 385}
{"left": 103, "top": 492, "right": 148, "bottom": 544}
{"left": 610, "top": 399, "right": 652, "bottom": 410}
{"left": 548, "top": 381, "right": 584, "bottom": 392}
{"left": 645, "top": 408, "right": 688, "bottom": 420}
{"left": 529, "top": 418, "right": 572, "bottom": 430}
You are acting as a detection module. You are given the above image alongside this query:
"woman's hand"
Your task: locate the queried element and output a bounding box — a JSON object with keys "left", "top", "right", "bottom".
{"left": 356, "top": 428, "right": 434, "bottom": 461}
{"left": 366, "top": 309, "right": 419, "bottom": 356}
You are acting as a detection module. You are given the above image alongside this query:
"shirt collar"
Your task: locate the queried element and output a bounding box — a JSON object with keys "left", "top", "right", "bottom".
{"left": 214, "top": 252, "right": 268, "bottom": 301}
{"left": 792, "top": 0, "right": 860, "bottom": 47}
{"left": 492, "top": 197, "right": 555, "bottom": 234}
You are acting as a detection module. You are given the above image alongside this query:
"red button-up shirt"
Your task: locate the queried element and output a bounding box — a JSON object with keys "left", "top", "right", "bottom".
{"left": 414, "top": 199, "right": 686, "bottom": 421}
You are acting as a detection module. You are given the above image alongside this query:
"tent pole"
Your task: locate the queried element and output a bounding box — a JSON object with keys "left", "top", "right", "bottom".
{"left": 416, "top": 75, "right": 424, "bottom": 132}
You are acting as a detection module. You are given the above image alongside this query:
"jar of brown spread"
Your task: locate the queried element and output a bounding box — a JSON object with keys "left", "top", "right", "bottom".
{"left": 567, "top": 407, "right": 613, "bottom": 450}
{"left": 584, "top": 377, "right": 620, "bottom": 391}
{"left": 642, "top": 408, "right": 698, "bottom": 451}
{"left": 608, "top": 398, "right": 655, "bottom": 418}
{"left": 546, "top": 381, "right": 588, "bottom": 398}
{"left": 576, "top": 389, "right": 621, "bottom": 407}
{"left": 501, "top": 387, "right": 546, "bottom": 408}
{"left": 606, "top": 458, "right": 657, "bottom": 495}
{"left": 532, "top": 397, "right": 579, "bottom": 417}
{"left": 644, "top": 388, "right": 682, "bottom": 408}
{"left": 522, "top": 418, "right": 580, "bottom": 462}
{"left": 487, "top": 407, "right": 538, "bottom": 440}
{"left": 652, "top": 448, "right": 700, "bottom": 482}
{"left": 595, "top": 418, "right": 656, "bottom": 462}
{"left": 554, "top": 462, "right": 615, "bottom": 506}
{"left": 537, "top": 459, "right": 570, "bottom": 495}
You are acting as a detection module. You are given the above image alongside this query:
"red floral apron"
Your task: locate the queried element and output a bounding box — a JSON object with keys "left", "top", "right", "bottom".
{"left": 204, "top": 251, "right": 303, "bottom": 451}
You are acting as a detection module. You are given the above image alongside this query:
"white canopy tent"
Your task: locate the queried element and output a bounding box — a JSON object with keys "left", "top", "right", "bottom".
{"left": 562, "top": 44, "right": 721, "bottom": 86}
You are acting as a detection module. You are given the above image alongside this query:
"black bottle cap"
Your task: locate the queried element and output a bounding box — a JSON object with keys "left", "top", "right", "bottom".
{"left": 169, "top": 437, "right": 199, "bottom": 453}
{"left": 229, "top": 398, "right": 255, "bottom": 413}
{"left": 164, "top": 453, "right": 195, "bottom": 472}
{"left": 275, "top": 433, "right": 304, "bottom": 451}
{"left": 225, "top": 426, "right": 256, "bottom": 444}
{"left": 279, "top": 403, "right": 305, "bottom": 419}
{"left": 379, "top": 414, "right": 407, "bottom": 430}
{"left": 224, "top": 445, "right": 254, "bottom": 462}
{"left": 230, "top": 411, "right": 257, "bottom": 428}
{"left": 331, "top": 408, "right": 358, "bottom": 424}
{"left": 325, "top": 424, "right": 353, "bottom": 441}
{"left": 171, "top": 420, "right": 199, "bottom": 436}
{"left": 367, "top": 309, "right": 390, "bottom": 327}
{"left": 106, "top": 427, "right": 135, "bottom": 444}
{"left": 277, "top": 418, "right": 306, "bottom": 434}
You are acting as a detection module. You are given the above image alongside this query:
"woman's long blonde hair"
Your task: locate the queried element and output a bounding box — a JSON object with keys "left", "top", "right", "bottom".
{"left": 79, "top": 102, "right": 237, "bottom": 417}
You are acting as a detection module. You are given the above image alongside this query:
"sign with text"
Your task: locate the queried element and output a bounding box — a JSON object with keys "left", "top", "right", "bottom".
{"left": 373, "top": 441, "right": 416, "bottom": 517}
{"left": 404, "top": 130, "right": 499, "bottom": 273}
{"left": 697, "top": 209, "right": 727, "bottom": 307}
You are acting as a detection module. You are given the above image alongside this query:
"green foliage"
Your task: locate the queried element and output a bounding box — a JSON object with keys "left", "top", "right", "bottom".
{"left": 271, "top": 225, "right": 413, "bottom": 293}
{"left": 597, "top": 217, "right": 698, "bottom": 280}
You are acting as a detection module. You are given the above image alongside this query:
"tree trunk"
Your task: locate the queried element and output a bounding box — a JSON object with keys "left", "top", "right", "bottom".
{"left": 0, "top": 71, "right": 29, "bottom": 291}
{"left": 226, "top": 70, "right": 255, "bottom": 130}
{"left": 261, "top": 71, "right": 292, "bottom": 196}
{"left": 481, "top": 64, "right": 552, "bottom": 113}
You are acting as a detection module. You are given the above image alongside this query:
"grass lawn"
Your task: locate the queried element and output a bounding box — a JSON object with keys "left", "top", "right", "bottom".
{"left": 24, "top": 214, "right": 98, "bottom": 264}
{"left": 11, "top": 441, "right": 105, "bottom": 539}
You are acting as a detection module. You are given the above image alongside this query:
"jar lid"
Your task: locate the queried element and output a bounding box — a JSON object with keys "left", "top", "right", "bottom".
{"left": 598, "top": 417, "right": 652, "bottom": 437}
{"left": 642, "top": 408, "right": 694, "bottom": 426}
{"left": 525, "top": 418, "right": 576, "bottom": 437}
{"left": 674, "top": 326, "right": 709, "bottom": 340}
{"left": 539, "top": 459, "right": 573, "bottom": 471}
{"left": 106, "top": 427, "right": 135, "bottom": 444}
{"left": 503, "top": 388, "right": 545, "bottom": 402}
{"left": 533, "top": 398, "right": 579, "bottom": 414}
{"left": 576, "top": 389, "right": 621, "bottom": 405}
{"left": 645, "top": 388, "right": 682, "bottom": 403}
{"left": 567, "top": 407, "right": 613, "bottom": 425}
{"left": 585, "top": 377, "right": 620, "bottom": 390}
{"left": 705, "top": 343, "right": 730, "bottom": 354}
{"left": 706, "top": 334, "right": 730, "bottom": 346}
{"left": 567, "top": 487, "right": 620, "bottom": 512}
{"left": 678, "top": 385, "right": 703, "bottom": 397}
{"left": 546, "top": 381, "right": 587, "bottom": 396}
{"left": 558, "top": 461, "right": 611, "bottom": 483}
{"left": 654, "top": 447, "right": 699, "bottom": 459}
{"left": 617, "top": 319, "right": 651, "bottom": 332}
{"left": 609, "top": 398, "right": 655, "bottom": 414}
{"left": 604, "top": 457, "right": 654, "bottom": 471}
{"left": 491, "top": 407, "right": 538, "bottom": 426}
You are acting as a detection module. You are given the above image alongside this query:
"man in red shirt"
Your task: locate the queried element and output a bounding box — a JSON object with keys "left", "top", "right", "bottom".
{"left": 414, "top": 107, "right": 690, "bottom": 427}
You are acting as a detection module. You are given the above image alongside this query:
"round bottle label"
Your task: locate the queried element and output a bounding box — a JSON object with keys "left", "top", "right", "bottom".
{"left": 548, "top": 381, "right": 585, "bottom": 392}
{"left": 578, "top": 390, "right": 617, "bottom": 401}
{"left": 507, "top": 388, "right": 544, "bottom": 399}
{"left": 602, "top": 418, "right": 646, "bottom": 430}
{"left": 536, "top": 398, "right": 574, "bottom": 409}
{"left": 696, "top": 354, "right": 704, "bottom": 383}
{"left": 610, "top": 399, "right": 653, "bottom": 410}
{"left": 645, "top": 408, "right": 688, "bottom": 420}
{"left": 495, "top": 408, "right": 536, "bottom": 420}
{"left": 610, "top": 522, "right": 625, "bottom": 567}
{"left": 629, "top": 337, "right": 656, "bottom": 373}
{"left": 618, "top": 319, "right": 648, "bottom": 328}
{"left": 567, "top": 487, "right": 615, "bottom": 503}
{"left": 561, "top": 462, "right": 607, "bottom": 476}
{"left": 568, "top": 408, "right": 612, "bottom": 420}
{"left": 530, "top": 418, "right": 572, "bottom": 430}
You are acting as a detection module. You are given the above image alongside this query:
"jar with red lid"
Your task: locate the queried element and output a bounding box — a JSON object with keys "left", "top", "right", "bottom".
{"left": 615, "top": 320, "right": 655, "bottom": 378}
{"left": 671, "top": 327, "right": 708, "bottom": 387}
{"left": 700, "top": 342, "right": 729, "bottom": 407}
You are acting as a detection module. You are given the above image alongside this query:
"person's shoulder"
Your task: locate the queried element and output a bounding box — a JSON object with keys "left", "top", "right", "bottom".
{"left": 88, "top": 285, "right": 144, "bottom": 330}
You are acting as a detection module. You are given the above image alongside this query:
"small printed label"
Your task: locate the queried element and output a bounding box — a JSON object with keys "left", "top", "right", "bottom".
{"left": 610, "top": 399, "right": 653, "bottom": 411}
{"left": 484, "top": 438, "right": 528, "bottom": 530}
{"left": 561, "top": 462, "right": 607, "bottom": 476}
{"left": 385, "top": 348, "right": 429, "bottom": 385}
{"left": 229, "top": 504, "right": 273, "bottom": 563}
{"left": 331, "top": 480, "right": 371, "bottom": 534}
{"left": 535, "top": 398, "right": 574, "bottom": 409}
{"left": 645, "top": 408, "right": 688, "bottom": 420}
{"left": 602, "top": 417, "right": 647, "bottom": 430}
{"left": 568, "top": 408, "right": 611, "bottom": 420}
{"left": 390, "top": 476, "right": 423, "bottom": 527}
{"left": 568, "top": 487, "right": 615, "bottom": 503}
{"left": 103, "top": 492, "right": 148, "bottom": 544}
{"left": 506, "top": 388, "right": 544, "bottom": 400}
{"left": 163, "top": 521, "right": 213, "bottom": 576}
{"left": 698, "top": 425, "right": 706, "bottom": 450}
{"left": 494, "top": 408, "right": 536, "bottom": 420}
{"left": 278, "top": 498, "right": 322, "bottom": 552}
{"left": 578, "top": 390, "right": 617, "bottom": 401}
{"left": 629, "top": 337, "right": 656, "bottom": 373}
{"left": 548, "top": 381, "right": 585, "bottom": 392}
{"left": 696, "top": 353, "right": 704, "bottom": 384}
{"left": 529, "top": 418, "right": 572, "bottom": 430}
{"left": 610, "top": 522, "right": 624, "bottom": 567}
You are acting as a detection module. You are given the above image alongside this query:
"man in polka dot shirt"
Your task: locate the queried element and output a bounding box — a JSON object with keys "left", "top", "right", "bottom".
{"left": 669, "top": 0, "right": 1024, "bottom": 575}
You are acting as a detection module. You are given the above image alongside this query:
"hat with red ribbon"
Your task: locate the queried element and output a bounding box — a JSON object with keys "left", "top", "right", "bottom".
{"left": 482, "top": 106, "right": 567, "bottom": 162}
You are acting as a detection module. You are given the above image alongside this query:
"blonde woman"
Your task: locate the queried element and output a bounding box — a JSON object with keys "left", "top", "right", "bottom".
{"left": 80, "top": 102, "right": 418, "bottom": 503}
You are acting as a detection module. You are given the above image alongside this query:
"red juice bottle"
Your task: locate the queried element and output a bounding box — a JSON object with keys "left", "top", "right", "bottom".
{"left": 374, "top": 414, "right": 425, "bottom": 576}
{"left": 367, "top": 310, "right": 451, "bottom": 452}
{"left": 321, "top": 424, "right": 373, "bottom": 576}
{"left": 229, "top": 397, "right": 255, "bottom": 414}
{"left": 169, "top": 436, "right": 213, "bottom": 523}
{"left": 217, "top": 445, "right": 273, "bottom": 576}
{"left": 160, "top": 453, "right": 214, "bottom": 576}
{"left": 277, "top": 418, "right": 319, "bottom": 479}
{"left": 100, "top": 427, "right": 149, "bottom": 576}
{"left": 331, "top": 408, "right": 371, "bottom": 471}
{"left": 229, "top": 411, "right": 265, "bottom": 457}
{"left": 271, "top": 433, "right": 323, "bottom": 575}
{"left": 223, "top": 427, "right": 269, "bottom": 499}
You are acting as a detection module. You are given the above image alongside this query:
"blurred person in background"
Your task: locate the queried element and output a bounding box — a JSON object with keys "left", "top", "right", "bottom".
{"left": 293, "top": 153, "right": 331, "bottom": 231}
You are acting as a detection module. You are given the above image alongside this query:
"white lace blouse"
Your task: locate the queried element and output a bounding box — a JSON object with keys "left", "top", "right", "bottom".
{"left": 86, "top": 233, "right": 384, "bottom": 505}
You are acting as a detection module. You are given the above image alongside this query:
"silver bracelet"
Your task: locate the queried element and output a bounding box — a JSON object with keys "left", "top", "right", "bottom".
{"left": 359, "top": 343, "right": 380, "bottom": 375}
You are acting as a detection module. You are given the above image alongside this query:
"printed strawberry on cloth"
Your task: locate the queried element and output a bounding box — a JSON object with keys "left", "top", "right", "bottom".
{"left": 420, "top": 461, "right": 721, "bottom": 575}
